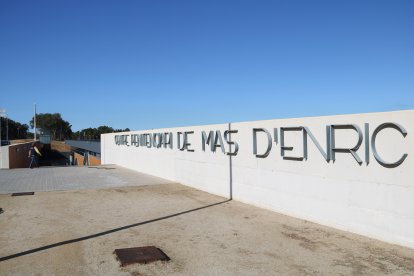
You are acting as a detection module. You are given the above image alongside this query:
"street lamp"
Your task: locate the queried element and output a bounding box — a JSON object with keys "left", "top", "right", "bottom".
{"left": 34, "top": 103, "right": 37, "bottom": 141}
{"left": 0, "top": 109, "right": 5, "bottom": 146}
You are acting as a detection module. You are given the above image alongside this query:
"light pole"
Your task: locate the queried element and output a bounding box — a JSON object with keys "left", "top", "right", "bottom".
{"left": 6, "top": 113, "right": 8, "bottom": 142}
{"left": 0, "top": 109, "right": 3, "bottom": 169}
{"left": 0, "top": 109, "right": 5, "bottom": 146}
{"left": 34, "top": 103, "right": 37, "bottom": 141}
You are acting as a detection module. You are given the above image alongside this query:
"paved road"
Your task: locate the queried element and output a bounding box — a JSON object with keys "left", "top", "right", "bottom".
{"left": 0, "top": 165, "right": 172, "bottom": 194}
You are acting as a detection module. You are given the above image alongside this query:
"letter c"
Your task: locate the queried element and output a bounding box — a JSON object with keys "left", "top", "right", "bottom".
{"left": 371, "top": 123, "right": 408, "bottom": 168}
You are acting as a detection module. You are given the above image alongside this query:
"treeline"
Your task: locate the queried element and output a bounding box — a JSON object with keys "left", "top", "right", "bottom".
{"left": 72, "top": 126, "right": 130, "bottom": 140}
{"left": 1, "top": 112, "right": 129, "bottom": 141}
{"left": 0, "top": 117, "right": 29, "bottom": 140}
{"left": 30, "top": 113, "right": 72, "bottom": 141}
{"left": 30, "top": 113, "right": 129, "bottom": 140}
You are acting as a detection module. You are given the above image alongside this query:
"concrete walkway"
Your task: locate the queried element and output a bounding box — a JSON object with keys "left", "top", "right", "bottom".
{"left": 0, "top": 165, "right": 172, "bottom": 194}
{"left": 0, "top": 166, "right": 413, "bottom": 275}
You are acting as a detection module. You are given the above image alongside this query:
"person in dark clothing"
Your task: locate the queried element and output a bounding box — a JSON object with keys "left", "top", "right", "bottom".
{"left": 28, "top": 142, "right": 41, "bottom": 168}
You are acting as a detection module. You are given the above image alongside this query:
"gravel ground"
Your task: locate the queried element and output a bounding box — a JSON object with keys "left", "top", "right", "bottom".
{"left": 1, "top": 180, "right": 413, "bottom": 275}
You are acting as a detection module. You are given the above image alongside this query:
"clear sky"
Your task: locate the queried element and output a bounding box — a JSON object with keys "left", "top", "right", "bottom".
{"left": 1, "top": 0, "right": 413, "bottom": 131}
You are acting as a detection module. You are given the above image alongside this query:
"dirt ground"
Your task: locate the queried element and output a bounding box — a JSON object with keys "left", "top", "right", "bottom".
{"left": 1, "top": 183, "right": 414, "bottom": 275}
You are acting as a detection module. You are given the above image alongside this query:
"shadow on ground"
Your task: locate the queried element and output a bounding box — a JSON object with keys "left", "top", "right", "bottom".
{"left": 39, "top": 147, "right": 70, "bottom": 167}
{"left": 0, "top": 199, "right": 230, "bottom": 262}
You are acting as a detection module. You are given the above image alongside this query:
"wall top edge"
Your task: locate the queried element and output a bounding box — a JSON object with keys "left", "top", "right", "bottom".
{"left": 101, "top": 109, "right": 414, "bottom": 136}
{"left": 7, "top": 141, "right": 33, "bottom": 147}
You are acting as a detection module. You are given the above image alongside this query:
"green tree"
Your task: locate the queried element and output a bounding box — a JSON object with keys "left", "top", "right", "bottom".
{"left": 0, "top": 117, "right": 29, "bottom": 140}
{"left": 114, "top": 128, "right": 130, "bottom": 132}
{"left": 97, "top": 125, "right": 115, "bottom": 134}
{"left": 72, "top": 126, "right": 129, "bottom": 140}
{"left": 30, "top": 113, "right": 72, "bottom": 140}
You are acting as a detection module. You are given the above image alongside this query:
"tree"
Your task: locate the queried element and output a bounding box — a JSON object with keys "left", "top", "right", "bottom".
{"left": 30, "top": 113, "right": 72, "bottom": 141}
{"left": 72, "top": 126, "right": 130, "bottom": 140}
{"left": 0, "top": 117, "right": 29, "bottom": 140}
{"left": 97, "top": 125, "right": 115, "bottom": 134}
{"left": 114, "top": 128, "right": 130, "bottom": 132}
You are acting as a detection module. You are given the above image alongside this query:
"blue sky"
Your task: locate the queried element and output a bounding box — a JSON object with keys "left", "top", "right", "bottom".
{"left": 1, "top": 0, "right": 413, "bottom": 131}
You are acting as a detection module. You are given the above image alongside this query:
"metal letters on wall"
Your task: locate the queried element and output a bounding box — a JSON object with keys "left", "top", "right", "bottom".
{"left": 114, "top": 122, "right": 409, "bottom": 168}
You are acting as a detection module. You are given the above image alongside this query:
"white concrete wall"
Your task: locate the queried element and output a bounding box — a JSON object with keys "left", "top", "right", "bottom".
{"left": 101, "top": 110, "right": 414, "bottom": 249}
{"left": 0, "top": 145, "right": 10, "bottom": 169}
